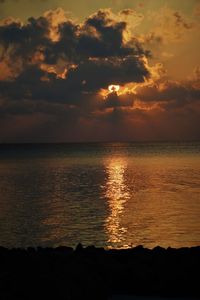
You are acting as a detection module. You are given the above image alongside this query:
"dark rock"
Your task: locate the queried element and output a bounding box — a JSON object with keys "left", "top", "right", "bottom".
{"left": 75, "top": 243, "right": 84, "bottom": 252}
{"left": 0, "top": 245, "right": 199, "bottom": 299}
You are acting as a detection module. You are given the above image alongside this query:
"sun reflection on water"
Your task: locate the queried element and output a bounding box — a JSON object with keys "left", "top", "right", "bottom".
{"left": 104, "top": 157, "right": 130, "bottom": 246}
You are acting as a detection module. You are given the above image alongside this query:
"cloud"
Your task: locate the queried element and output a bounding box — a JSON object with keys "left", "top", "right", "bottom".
{"left": 145, "top": 7, "right": 195, "bottom": 45}
{"left": 0, "top": 8, "right": 199, "bottom": 142}
{"left": 103, "top": 91, "right": 134, "bottom": 108}
{"left": 0, "top": 8, "right": 150, "bottom": 104}
{"left": 135, "top": 78, "right": 200, "bottom": 111}
{"left": 194, "top": 3, "right": 200, "bottom": 17}
{"left": 0, "top": 8, "right": 150, "bottom": 73}
{"left": 0, "top": 55, "right": 150, "bottom": 105}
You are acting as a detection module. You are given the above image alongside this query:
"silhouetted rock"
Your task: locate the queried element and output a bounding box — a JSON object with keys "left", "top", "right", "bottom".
{"left": 75, "top": 243, "right": 83, "bottom": 252}
{"left": 55, "top": 246, "right": 73, "bottom": 254}
{"left": 0, "top": 245, "right": 199, "bottom": 299}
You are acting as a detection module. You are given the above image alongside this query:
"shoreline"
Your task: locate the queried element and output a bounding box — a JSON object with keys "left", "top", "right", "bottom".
{"left": 0, "top": 245, "right": 199, "bottom": 299}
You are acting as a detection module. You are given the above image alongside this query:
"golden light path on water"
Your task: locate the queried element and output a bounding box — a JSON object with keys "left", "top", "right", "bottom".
{"left": 0, "top": 143, "right": 200, "bottom": 249}
{"left": 104, "top": 156, "right": 130, "bottom": 247}
{"left": 103, "top": 152, "right": 200, "bottom": 249}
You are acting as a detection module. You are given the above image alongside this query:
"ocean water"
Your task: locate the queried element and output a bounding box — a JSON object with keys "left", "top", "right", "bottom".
{"left": 0, "top": 142, "right": 200, "bottom": 249}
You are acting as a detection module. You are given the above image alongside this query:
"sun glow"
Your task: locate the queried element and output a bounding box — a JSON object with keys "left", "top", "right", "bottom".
{"left": 100, "top": 83, "right": 137, "bottom": 99}
{"left": 108, "top": 85, "right": 120, "bottom": 93}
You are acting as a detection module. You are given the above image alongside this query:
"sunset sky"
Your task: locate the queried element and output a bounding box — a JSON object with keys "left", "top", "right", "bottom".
{"left": 0, "top": 0, "right": 200, "bottom": 142}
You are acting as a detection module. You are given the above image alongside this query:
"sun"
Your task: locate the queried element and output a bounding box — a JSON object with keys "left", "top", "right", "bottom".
{"left": 108, "top": 85, "right": 120, "bottom": 93}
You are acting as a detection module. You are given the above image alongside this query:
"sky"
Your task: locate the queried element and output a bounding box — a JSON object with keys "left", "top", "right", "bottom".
{"left": 0, "top": 0, "right": 200, "bottom": 142}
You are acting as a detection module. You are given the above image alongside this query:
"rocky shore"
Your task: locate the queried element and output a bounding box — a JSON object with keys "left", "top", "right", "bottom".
{"left": 0, "top": 245, "right": 199, "bottom": 299}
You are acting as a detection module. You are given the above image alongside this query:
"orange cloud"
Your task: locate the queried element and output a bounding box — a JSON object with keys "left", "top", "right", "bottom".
{"left": 0, "top": 7, "right": 199, "bottom": 142}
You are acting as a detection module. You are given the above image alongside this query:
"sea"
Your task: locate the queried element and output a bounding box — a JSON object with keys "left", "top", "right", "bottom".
{"left": 0, "top": 142, "right": 199, "bottom": 249}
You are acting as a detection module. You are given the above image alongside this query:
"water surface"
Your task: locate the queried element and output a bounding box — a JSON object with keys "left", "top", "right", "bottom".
{"left": 0, "top": 142, "right": 200, "bottom": 248}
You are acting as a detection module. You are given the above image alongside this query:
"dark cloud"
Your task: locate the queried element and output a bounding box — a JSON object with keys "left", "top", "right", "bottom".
{"left": 0, "top": 16, "right": 53, "bottom": 69}
{"left": 0, "top": 8, "right": 199, "bottom": 142}
{"left": 0, "top": 9, "right": 150, "bottom": 107}
{"left": 79, "top": 10, "right": 133, "bottom": 58}
{"left": 66, "top": 56, "right": 149, "bottom": 91}
{"left": 103, "top": 91, "right": 134, "bottom": 108}
{"left": 0, "top": 8, "right": 151, "bottom": 65}
{"left": 135, "top": 80, "right": 200, "bottom": 109}
{"left": 0, "top": 54, "right": 149, "bottom": 107}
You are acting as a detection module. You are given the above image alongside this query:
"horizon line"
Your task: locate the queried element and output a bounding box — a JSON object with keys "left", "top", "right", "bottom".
{"left": 0, "top": 140, "right": 200, "bottom": 145}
